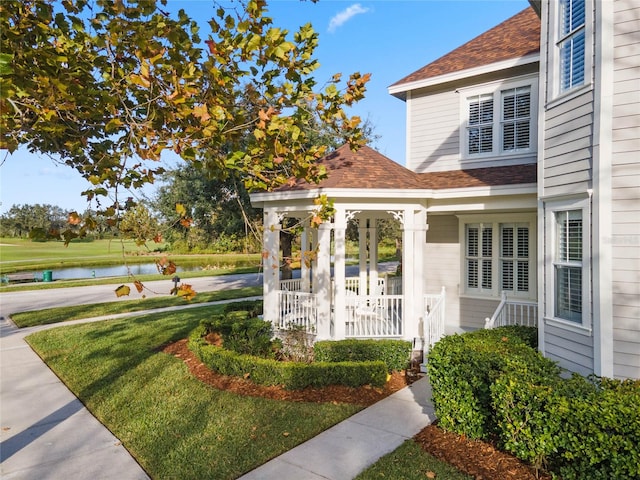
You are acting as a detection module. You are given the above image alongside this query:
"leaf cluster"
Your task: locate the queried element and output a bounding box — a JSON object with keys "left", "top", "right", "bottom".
{"left": 1, "top": 0, "right": 370, "bottom": 213}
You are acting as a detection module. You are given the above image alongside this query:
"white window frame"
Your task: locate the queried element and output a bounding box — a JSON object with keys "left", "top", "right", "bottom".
{"left": 548, "top": 0, "right": 593, "bottom": 102}
{"left": 544, "top": 197, "right": 592, "bottom": 333}
{"left": 460, "top": 76, "right": 538, "bottom": 161}
{"left": 459, "top": 213, "right": 536, "bottom": 300}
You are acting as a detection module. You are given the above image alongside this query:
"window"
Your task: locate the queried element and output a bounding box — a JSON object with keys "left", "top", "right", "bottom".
{"left": 554, "top": 210, "right": 583, "bottom": 322}
{"left": 500, "top": 224, "right": 530, "bottom": 293}
{"left": 558, "top": 0, "right": 586, "bottom": 92}
{"left": 464, "top": 81, "right": 534, "bottom": 157}
{"left": 466, "top": 224, "right": 493, "bottom": 291}
{"left": 468, "top": 95, "right": 494, "bottom": 154}
{"left": 501, "top": 87, "right": 531, "bottom": 151}
{"left": 544, "top": 198, "right": 591, "bottom": 331}
{"left": 462, "top": 216, "right": 534, "bottom": 299}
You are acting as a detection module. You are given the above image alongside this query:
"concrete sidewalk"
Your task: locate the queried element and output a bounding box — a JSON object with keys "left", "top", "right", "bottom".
{"left": 0, "top": 316, "right": 150, "bottom": 480}
{"left": 1, "top": 308, "right": 434, "bottom": 480}
{"left": 239, "top": 376, "right": 434, "bottom": 480}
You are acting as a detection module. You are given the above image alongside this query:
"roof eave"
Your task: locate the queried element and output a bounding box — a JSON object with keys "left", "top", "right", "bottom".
{"left": 250, "top": 183, "right": 538, "bottom": 207}
{"left": 388, "top": 53, "right": 540, "bottom": 99}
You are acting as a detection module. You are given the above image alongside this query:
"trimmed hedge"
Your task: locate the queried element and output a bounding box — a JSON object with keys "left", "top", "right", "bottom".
{"left": 202, "top": 312, "right": 273, "bottom": 358}
{"left": 428, "top": 326, "right": 640, "bottom": 479}
{"left": 426, "top": 326, "right": 540, "bottom": 440}
{"left": 223, "top": 300, "right": 263, "bottom": 318}
{"left": 188, "top": 325, "right": 387, "bottom": 390}
{"left": 314, "top": 339, "right": 412, "bottom": 372}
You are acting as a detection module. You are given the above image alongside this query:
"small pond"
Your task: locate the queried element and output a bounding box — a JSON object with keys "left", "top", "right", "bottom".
{"left": 51, "top": 263, "right": 203, "bottom": 280}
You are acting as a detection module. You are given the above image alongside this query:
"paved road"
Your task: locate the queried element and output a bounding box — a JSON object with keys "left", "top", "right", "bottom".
{"left": 0, "top": 272, "right": 265, "bottom": 318}
{"left": 0, "top": 263, "right": 398, "bottom": 318}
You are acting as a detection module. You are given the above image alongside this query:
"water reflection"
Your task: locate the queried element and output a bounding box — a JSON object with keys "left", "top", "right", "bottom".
{"left": 45, "top": 263, "right": 200, "bottom": 280}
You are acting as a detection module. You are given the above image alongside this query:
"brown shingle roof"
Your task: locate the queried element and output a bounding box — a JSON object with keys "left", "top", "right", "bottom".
{"left": 418, "top": 163, "right": 537, "bottom": 189}
{"left": 278, "top": 144, "right": 537, "bottom": 192}
{"left": 391, "top": 7, "right": 540, "bottom": 88}
{"left": 278, "top": 144, "right": 423, "bottom": 190}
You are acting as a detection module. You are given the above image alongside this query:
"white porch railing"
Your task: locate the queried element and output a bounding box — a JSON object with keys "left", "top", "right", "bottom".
{"left": 277, "top": 291, "right": 318, "bottom": 333}
{"left": 423, "top": 287, "right": 446, "bottom": 352}
{"left": 345, "top": 294, "right": 403, "bottom": 337}
{"left": 280, "top": 278, "right": 302, "bottom": 292}
{"left": 484, "top": 292, "right": 538, "bottom": 329}
{"left": 385, "top": 276, "right": 403, "bottom": 295}
{"left": 345, "top": 277, "right": 360, "bottom": 294}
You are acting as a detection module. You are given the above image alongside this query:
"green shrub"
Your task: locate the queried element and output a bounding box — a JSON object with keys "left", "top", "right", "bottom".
{"left": 429, "top": 326, "right": 640, "bottom": 479}
{"left": 223, "top": 300, "right": 263, "bottom": 318}
{"left": 203, "top": 314, "right": 274, "bottom": 358}
{"left": 314, "top": 339, "right": 412, "bottom": 372}
{"left": 426, "top": 326, "right": 540, "bottom": 440}
{"left": 553, "top": 377, "right": 640, "bottom": 480}
{"left": 188, "top": 329, "right": 387, "bottom": 390}
{"left": 490, "top": 356, "right": 568, "bottom": 473}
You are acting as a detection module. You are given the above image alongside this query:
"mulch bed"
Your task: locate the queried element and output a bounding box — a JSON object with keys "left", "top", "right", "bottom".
{"left": 162, "top": 338, "right": 552, "bottom": 479}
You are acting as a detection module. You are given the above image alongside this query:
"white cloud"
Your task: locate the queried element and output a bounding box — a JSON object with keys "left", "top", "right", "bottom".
{"left": 328, "top": 3, "right": 370, "bottom": 33}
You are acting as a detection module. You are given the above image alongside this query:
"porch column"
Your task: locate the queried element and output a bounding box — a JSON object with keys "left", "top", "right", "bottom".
{"left": 333, "top": 208, "right": 347, "bottom": 339}
{"left": 413, "top": 209, "right": 427, "bottom": 343}
{"left": 300, "top": 223, "right": 311, "bottom": 293}
{"left": 358, "top": 218, "right": 368, "bottom": 294}
{"left": 402, "top": 210, "right": 414, "bottom": 340}
{"left": 369, "top": 219, "right": 379, "bottom": 294}
{"left": 314, "top": 221, "right": 332, "bottom": 339}
{"left": 263, "top": 208, "right": 281, "bottom": 325}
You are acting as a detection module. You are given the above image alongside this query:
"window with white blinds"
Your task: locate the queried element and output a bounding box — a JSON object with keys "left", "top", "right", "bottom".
{"left": 468, "top": 95, "right": 494, "bottom": 154}
{"left": 502, "top": 87, "right": 531, "bottom": 151}
{"left": 558, "top": 0, "right": 586, "bottom": 92}
{"left": 466, "top": 225, "right": 493, "bottom": 290}
{"left": 465, "top": 221, "right": 532, "bottom": 297}
{"left": 466, "top": 83, "right": 533, "bottom": 156}
{"left": 500, "top": 224, "right": 529, "bottom": 293}
{"left": 554, "top": 210, "right": 583, "bottom": 322}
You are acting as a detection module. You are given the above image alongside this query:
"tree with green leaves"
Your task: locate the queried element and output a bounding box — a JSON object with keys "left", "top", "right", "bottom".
{"left": 1, "top": 0, "right": 369, "bottom": 232}
{"left": 154, "top": 164, "right": 262, "bottom": 253}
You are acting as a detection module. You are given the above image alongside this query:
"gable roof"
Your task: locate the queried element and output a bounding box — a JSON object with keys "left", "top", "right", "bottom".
{"left": 276, "top": 144, "right": 537, "bottom": 193}
{"left": 390, "top": 7, "right": 540, "bottom": 89}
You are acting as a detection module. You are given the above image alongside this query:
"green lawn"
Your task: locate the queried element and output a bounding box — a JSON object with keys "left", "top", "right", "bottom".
{"left": 10, "top": 286, "right": 262, "bottom": 327}
{"left": 0, "top": 237, "right": 261, "bottom": 275}
{"left": 355, "top": 440, "right": 472, "bottom": 480}
{"left": 26, "top": 306, "right": 362, "bottom": 480}
{"left": 23, "top": 295, "right": 470, "bottom": 479}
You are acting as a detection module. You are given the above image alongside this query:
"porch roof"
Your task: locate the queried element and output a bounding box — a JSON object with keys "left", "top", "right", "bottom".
{"left": 273, "top": 144, "right": 537, "bottom": 193}
{"left": 276, "top": 144, "right": 424, "bottom": 191}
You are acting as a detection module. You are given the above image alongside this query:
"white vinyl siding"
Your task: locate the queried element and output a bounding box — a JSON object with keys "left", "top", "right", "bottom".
{"left": 424, "top": 215, "right": 461, "bottom": 333}
{"left": 611, "top": 0, "right": 640, "bottom": 379}
{"left": 544, "top": 323, "right": 595, "bottom": 377}
{"left": 542, "top": 90, "right": 594, "bottom": 197}
{"left": 406, "top": 90, "right": 460, "bottom": 172}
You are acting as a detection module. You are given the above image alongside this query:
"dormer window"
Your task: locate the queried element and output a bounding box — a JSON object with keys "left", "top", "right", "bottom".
{"left": 462, "top": 78, "right": 536, "bottom": 159}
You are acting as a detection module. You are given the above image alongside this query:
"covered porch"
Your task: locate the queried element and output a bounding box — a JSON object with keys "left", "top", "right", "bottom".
{"left": 250, "top": 145, "right": 445, "bottom": 348}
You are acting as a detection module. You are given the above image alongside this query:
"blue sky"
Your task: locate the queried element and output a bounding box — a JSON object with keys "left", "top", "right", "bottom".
{"left": 0, "top": 0, "right": 530, "bottom": 215}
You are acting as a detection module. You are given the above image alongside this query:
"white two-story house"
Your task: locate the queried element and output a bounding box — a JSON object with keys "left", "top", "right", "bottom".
{"left": 250, "top": 1, "right": 639, "bottom": 380}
